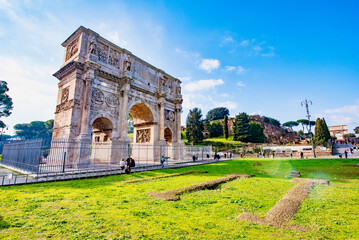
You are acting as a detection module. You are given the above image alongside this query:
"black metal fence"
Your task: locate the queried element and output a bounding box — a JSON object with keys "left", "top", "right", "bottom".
{"left": 0, "top": 139, "right": 212, "bottom": 175}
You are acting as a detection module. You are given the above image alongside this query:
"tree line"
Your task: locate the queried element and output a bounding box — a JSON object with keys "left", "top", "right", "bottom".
{"left": 185, "top": 106, "right": 353, "bottom": 147}
{"left": 186, "top": 107, "right": 267, "bottom": 144}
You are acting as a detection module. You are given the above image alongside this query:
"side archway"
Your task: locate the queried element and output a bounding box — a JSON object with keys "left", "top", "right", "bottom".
{"left": 164, "top": 128, "right": 172, "bottom": 144}
{"left": 92, "top": 117, "right": 113, "bottom": 142}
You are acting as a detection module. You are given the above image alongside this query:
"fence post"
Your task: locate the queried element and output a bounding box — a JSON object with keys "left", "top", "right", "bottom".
{"left": 62, "top": 152, "right": 66, "bottom": 173}
{"left": 202, "top": 147, "right": 204, "bottom": 161}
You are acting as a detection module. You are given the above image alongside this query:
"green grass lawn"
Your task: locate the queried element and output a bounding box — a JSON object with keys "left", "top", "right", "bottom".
{"left": 1, "top": 158, "right": 359, "bottom": 239}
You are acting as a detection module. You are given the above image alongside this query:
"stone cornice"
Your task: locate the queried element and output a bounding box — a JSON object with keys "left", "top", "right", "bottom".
{"left": 53, "top": 61, "right": 84, "bottom": 80}
{"left": 130, "top": 84, "right": 156, "bottom": 96}
{"left": 133, "top": 121, "right": 157, "bottom": 127}
{"left": 98, "top": 70, "right": 122, "bottom": 82}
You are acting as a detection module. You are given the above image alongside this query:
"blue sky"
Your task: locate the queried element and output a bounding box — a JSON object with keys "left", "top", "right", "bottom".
{"left": 0, "top": 0, "right": 358, "bottom": 134}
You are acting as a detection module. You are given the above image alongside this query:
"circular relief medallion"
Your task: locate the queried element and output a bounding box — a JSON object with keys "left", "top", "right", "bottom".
{"left": 106, "top": 94, "right": 119, "bottom": 108}
{"left": 91, "top": 89, "right": 104, "bottom": 104}
{"left": 168, "top": 111, "right": 175, "bottom": 121}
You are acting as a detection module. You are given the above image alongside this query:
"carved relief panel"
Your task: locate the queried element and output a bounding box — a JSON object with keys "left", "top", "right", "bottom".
{"left": 136, "top": 128, "right": 151, "bottom": 143}
{"left": 61, "top": 87, "right": 70, "bottom": 103}
{"left": 97, "top": 42, "right": 109, "bottom": 63}
{"left": 65, "top": 37, "right": 79, "bottom": 61}
{"left": 108, "top": 48, "right": 120, "bottom": 68}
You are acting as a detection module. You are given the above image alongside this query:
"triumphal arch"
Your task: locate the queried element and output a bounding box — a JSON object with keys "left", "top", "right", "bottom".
{"left": 52, "top": 26, "right": 183, "bottom": 168}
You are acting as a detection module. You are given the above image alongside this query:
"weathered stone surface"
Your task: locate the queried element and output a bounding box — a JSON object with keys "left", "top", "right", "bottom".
{"left": 51, "top": 26, "right": 183, "bottom": 166}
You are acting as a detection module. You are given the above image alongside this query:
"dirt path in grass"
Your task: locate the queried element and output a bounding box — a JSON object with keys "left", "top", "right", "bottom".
{"left": 236, "top": 178, "right": 329, "bottom": 231}
{"left": 147, "top": 173, "right": 254, "bottom": 201}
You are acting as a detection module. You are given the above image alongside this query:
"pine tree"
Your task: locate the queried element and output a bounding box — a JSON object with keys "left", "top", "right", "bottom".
{"left": 0, "top": 80, "right": 13, "bottom": 127}
{"left": 233, "top": 112, "right": 250, "bottom": 142}
{"left": 186, "top": 108, "right": 204, "bottom": 144}
{"left": 314, "top": 118, "right": 326, "bottom": 146}
{"left": 223, "top": 115, "right": 229, "bottom": 139}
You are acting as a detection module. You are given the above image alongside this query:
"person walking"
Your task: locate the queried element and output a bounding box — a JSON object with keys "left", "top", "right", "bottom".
{"left": 161, "top": 155, "right": 166, "bottom": 168}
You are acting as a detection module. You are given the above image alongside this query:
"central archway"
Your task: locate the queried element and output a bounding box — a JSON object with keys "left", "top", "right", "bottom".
{"left": 129, "top": 103, "right": 155, "bottom": 144}
{"left": 128, "top": 103, "right": 158, "bottom": 162}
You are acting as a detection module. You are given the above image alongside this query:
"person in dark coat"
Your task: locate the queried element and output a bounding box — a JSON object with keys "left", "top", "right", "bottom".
{"left": 126, "top": 155, "right": 132, "bottom": 173}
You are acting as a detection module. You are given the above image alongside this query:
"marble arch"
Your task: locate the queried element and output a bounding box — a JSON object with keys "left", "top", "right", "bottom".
{"left": 52, "top": 26, "right": 183, "bottom": 168}
{"left": 328, "top": 125, "right": 348, "bottom": 140}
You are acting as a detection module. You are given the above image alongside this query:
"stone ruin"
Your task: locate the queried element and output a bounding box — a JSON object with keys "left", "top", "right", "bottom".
{"left": 51, "top": 26, "right": 183, "bottom": 168}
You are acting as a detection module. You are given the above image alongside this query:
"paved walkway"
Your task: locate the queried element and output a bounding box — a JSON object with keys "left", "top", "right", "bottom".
{"left": 0, "top": 158, "right": 230, "bottom": 186}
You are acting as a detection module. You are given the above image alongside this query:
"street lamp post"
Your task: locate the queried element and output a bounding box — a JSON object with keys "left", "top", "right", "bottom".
{"left": 301, "top": 99, "right": 316, "bottom": 158}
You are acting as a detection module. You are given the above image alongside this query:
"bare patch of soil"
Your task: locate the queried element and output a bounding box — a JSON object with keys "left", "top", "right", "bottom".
{"left": 236, "top": 178, "right": 329, "bottom": 231}
{"left": 147, "top": 173, "right": 254, "bottom": 201}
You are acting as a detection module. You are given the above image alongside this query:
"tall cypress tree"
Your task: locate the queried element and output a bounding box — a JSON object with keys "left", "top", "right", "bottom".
{"left": 314, "top": 118, "right": 326, "bottom": 145}
{"left": 186, "top": 108, "right": 204, "bottom": 144}
{"left": 233, "top": 112, "right": 250, "bottom": 142}
{"left": 223, "top": 115, "right": 229, "bottom": 139}
{"left": 322, "top": 118, "right": 331, "bottom": 141}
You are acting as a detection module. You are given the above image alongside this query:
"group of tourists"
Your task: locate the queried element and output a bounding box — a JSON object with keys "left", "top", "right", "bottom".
{"left": 340, "top": 148, "right": 357, "bottom": 158}
{"left": 120, "top": 155, "right": 136, "bottom": 174}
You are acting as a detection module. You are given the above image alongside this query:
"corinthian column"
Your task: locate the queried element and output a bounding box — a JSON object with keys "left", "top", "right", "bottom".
{"left": 176, "top": 107, "right": 181, "bottom": 142}
{"left": 78, "top": 62, "right": 99, "bottom": 140}
{"left": 159, "top": 101, "right": 165, "bottom": 141}
{"left": 120, "top": 84, "right": 130, "bottom": 142}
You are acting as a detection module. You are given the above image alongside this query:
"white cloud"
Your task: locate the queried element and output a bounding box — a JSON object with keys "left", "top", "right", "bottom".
{"left": 325, "top": 101, "right": 359, "bottom": 118}
{"left": 214, "top": 101, "right": 238, "bottom": 110}
{"left": 329, "top": 115, "right": 355, "bottom": 125}
{"left": 221, "top": 36, "right": 235, "bottom": 44}
{"left": 253, "top": 46, "right": 262, "bottom": 52}
{"left": 240, "top": 40, "right": 249, "bottom": 46}
{"left": 199, "top": 58, "right": 220, "bottom": 73}
{"left": 237, "top": 66, "right": 245, "bottom": 74}
{"left": 0, "top": 55, "right": 58, "bottom": 134}
{"left": 225, "top": 65, "right": 246, "bottom": 75}
{"left": 236, "top": 81, "right": 246, "bottom": 87}
{"left": 178, "top": 76, "right": 192, "bottom": 82}
{"left": 183, "top": 79, "right": 224, "bottom": 92}
{"left": 225, "top": 65, "right": 236, "bottom": 71}
{"left": 175, "top": 48, "right": 201, "bottom": 63}
{"left": 105, "top": 30, "right": 128, "bottom": 47}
